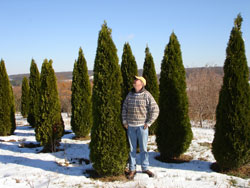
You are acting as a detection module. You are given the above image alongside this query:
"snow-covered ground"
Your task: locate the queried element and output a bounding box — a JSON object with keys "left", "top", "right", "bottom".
{"left": 0, "top": 114, "right": 249, "bottom": 188}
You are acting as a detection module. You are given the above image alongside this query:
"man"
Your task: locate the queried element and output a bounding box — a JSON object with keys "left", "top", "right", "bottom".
{"left": 122, "top": 76, "right": 159, "bottom": 180}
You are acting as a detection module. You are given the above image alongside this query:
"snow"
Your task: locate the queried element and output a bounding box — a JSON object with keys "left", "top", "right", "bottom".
{"left": 0, "top": 114, "right": 249, "bottom": 188}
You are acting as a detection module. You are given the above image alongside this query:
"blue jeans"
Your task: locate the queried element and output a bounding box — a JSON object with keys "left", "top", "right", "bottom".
{"left": 127, "top": 125, "right": 149, "bottom": 171}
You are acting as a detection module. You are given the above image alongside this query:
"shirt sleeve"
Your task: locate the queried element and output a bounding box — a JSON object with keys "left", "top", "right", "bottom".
{"left": 145, "top": 92, "right": 159, "bottom": 127}
{"left": 122, "top": 93, "right": 129, "bottom": 125}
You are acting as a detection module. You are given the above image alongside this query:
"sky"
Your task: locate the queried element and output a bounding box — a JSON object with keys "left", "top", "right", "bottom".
{"left": 0, "top": 0, "right": 250, "bottom": 75}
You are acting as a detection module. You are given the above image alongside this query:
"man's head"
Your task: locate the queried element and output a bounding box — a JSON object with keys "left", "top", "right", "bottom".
{"left": 133, "top": 76, "right": 146, "bottom": 92}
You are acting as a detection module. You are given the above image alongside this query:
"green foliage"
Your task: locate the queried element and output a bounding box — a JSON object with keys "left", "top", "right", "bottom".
{"left": 142, "top": 46, "right": 159, "bottom": 135}
{"left": 28, "top": 59, "right": 40, "bottom": 128}
{"left": 71, "top": 47, "right": 92, "bottom": 138}
{"left": 156, "top": 33, "right": 193, "bottom": 160}
{"left": 21, "top": 77, "right": 29, "bottom": 118}
{"left": 90, "top": 22, "right": 128, "bottom": 176}
{"left": 0, "top": 59, "right": 16, "bottom": 136}
{"left": 212, "top": 14, "right": 250, "bottom": 170}
{"left": 121, "top": 42, "right": 138, "bottom": 100}
{"left": 35, "top": 59, "right": 64, "bottom": 152}
{"left": 9, "top": 86, "right": 16, "bottom": 134}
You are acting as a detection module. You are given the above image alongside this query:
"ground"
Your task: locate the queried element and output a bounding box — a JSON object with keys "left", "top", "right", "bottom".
{"left": 0, "top": 113, "right": 249, "bottom": 188}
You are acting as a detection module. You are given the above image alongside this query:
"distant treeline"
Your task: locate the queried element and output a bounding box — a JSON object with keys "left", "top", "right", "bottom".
{"left": 8, "top": 67, "right": 250, "bottom": 86}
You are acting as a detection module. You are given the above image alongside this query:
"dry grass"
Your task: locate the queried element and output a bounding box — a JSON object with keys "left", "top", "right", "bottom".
{"left": 72, "top": 135, "right": 91, "bottom": 141}
{"left": 198, "top": 142, "right": 212, "bottom": 148}
{"left": 155, "top": 154, "right": 193, "bottom": 163}
{"left": 85, "top": 169, "right": 129, "bottom": 182}
{"left": 211, "top": 162, "right": 250, "bottom": 179}
{"left": 6, "top": 139, "right": 17, "bottom": 142}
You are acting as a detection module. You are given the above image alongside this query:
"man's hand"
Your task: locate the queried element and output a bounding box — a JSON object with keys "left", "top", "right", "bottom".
{"left": 144, "top": 124, "right": 148, "bottom": 129}
{"left": 124, "top": 124, "right": 128, "bottom": 129}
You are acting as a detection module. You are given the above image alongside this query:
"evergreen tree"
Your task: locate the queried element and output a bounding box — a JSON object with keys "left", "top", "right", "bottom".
{"left": 71, "top": 47, "right": 92, "bottom": 138}
{"left": 121, "top": 42, "right": 138, "bottom": 100}
{"left": 90, "top": 22, "right": 128, "bottom": 176}
{"left": 0, "top": 59, "right": 16, "bottom": 135}
{"left": 156, "top": 33, "right": 193, "bottom": 160}
{"left": 212, "top": 14, "right": 250, "bottom": 170}
{"left": 35, "top": 59, "right": 64, "bottom": 152}
{"left": 142, "top": 46, "right": 159, "bottom": 135}
{"left": 21, "top": 77, "right": 29, "bottom": 118}
{"left": 9, "top": 85, "right": 16, "bottom": 135}
{"left": 28, "top": 59, "right": 40, "bottom": 128}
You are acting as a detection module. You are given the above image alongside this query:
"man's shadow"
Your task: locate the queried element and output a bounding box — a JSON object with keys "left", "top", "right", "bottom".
{"left": 134, "top": 152, "right": 213, "bottom": 173}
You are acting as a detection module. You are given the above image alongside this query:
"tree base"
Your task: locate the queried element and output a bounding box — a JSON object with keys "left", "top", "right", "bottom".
{"left": 155, "top": 154, "right": 193, "bottom": 163}
{"left": 210, "top": 162, "right": 250, "bottom": 179}
{"left": 85, "top": 169, "right": 128, "bottom": 182}
{"left": 72, "top": 135, "right": 91, "bottom": 141}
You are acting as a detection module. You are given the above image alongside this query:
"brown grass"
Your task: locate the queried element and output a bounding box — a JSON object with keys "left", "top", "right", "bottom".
{"left": 72, "top": 135, "right": 91, "bottom": 141}
{"left": 7, "top": 139, "right": 17, "bottom": 142}
{"left": 155, "top": 154, "right": 193, "bottom": 163}
{"left": 198, "top": 142, "right": 212, "bottom": 148}
{"left": 210, "top": 163, "right": 250, "bottom": 179}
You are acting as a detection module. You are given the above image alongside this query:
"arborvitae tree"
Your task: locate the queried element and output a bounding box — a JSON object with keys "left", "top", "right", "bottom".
{"left": 35, "top": 59, "right": 64, "bottom": 152}
{"left": 142, "top": 46, "right": 159, "bottom": 135}
{"left": 71, "top": 47, "right": 92, "bottom": 138}
{"left": 9, "top": 86, "right": 16, "bottom": 135}
{"left": 0, "top": 59, "right": 16, "bottom": 135}
{"left": 121, "top": 42, "right": 138, "bottom": 100}
{"left": 21, "top": 77, "right": 29, "bottom": 118}
{"left": 212, "top": 14, "right": 250, "bottom": 170}
{"left": 28, "top": 59, "right": 40, "bottom": 128}
{"left": 156, "top": 33, "right": 193, "bottom": 160}
{"left": 90, "top": 22, "right": 128, "bottom": 176}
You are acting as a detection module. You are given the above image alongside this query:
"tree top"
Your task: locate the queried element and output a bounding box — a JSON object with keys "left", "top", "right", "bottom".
{"left": 234, "top": 13, "right": 243, "bottom": 31}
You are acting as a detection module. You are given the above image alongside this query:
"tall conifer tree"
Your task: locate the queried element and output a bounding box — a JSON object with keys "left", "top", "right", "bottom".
{"left": 9, "top": 85, "right": 16, "bottom": 135}
{"left": 35, "top": 59, "right": 64, "bottom": 152}
{"left": 21, "top": 77, "right": 29, "bottom": 118}
{"left": 156, "top": 33, "right": 193, "bottom": 160}
{"left": 142, "top": 46, "right": 159, "bottom": 135}
{"left": 121, "top": 42, "right": 138, "bottom": 101}
{"left": 0, "top": 59, "right": 16, "bottom": 135}
{"left": 28, "top": 59, "right": 40, "bottom": 128}
{"left": 90, "top": 22, "right": 128, "bottom": 176}
{"left": 212, "top": 14, "right": 250, "bottom": 170}
{"left": 71, "top": 47, "right": 92, "bottom": 138}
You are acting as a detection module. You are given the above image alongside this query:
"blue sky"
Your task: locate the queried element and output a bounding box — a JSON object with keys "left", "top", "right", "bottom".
{"left": 1, "top": 0, "right": 250, "bottom": 75}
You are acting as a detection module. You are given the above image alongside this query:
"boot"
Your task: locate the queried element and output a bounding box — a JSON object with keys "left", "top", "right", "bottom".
{"left": 142, "top": 170, "right": 154, "bottom": 177}
{"left": 127, "top": 170, "right": 136, "bottom": 180}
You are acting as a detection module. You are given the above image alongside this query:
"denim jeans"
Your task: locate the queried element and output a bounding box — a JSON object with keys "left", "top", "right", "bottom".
{"left": 127, "top": 125, "right": 149, "bottom": 171}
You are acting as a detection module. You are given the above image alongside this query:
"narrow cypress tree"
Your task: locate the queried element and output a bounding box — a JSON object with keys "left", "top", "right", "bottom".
{"left": 0, "top": 59, "right": 16, "bottom": 135}
{"left": 35, "top": 59, "right": 64, "bottom": 152}
{"left": 90, "top": 22, "right": 128, "bottom": 176}
{"left": 9, "top": 85, "right": 16, "bottom": 135}
{"left": 142, "top": 46, "right": 159, "bottom": 135}
{"left": 71, "top": 47, "right": 92, "bottom": 138}
{"left": 212, "top": 14, "right": 250, "bottom": 170}
{"left": 156, "top": 33, "right": 193, "bottom": 160}
{"left": 21, "top": 77, "right": 29, "bottom": 118}
{"left": 121, "top": 42, "right": 138, "bottom": 101}
{"left": 28, "top": 59, "right": 40, "bottom": 128}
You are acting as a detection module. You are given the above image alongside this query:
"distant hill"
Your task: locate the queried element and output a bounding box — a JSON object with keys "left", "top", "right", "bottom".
{"left": 9, "top": 67, "right": 250, "bottom": 86}
{"left": 9, "top": 71, "right": 93, "bottom": 86}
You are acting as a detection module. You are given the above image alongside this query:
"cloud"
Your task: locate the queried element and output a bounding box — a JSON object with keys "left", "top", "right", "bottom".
{"left": 126, "top": 34, "right": 135, "bottom": 40}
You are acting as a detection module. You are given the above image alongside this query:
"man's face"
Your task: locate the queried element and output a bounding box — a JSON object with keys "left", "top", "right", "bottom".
{"left": 133, "top": 79, "right": 143, "bottom": 90}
